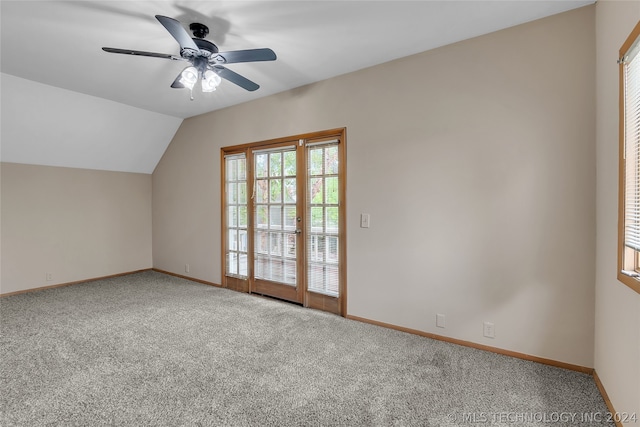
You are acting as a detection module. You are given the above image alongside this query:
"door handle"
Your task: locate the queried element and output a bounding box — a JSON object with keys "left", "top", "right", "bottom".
{"left": 295, "top": 229, "right": 302, "bottom": 234}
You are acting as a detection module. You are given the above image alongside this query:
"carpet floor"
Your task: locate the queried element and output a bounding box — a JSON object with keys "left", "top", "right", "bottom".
{"left": 1, "top": 271, "right": 614, "bottom": 426}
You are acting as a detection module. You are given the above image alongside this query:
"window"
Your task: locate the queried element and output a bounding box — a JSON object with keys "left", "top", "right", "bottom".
{"left": 225, "top": 153, "right": 248, "bottom": 279}
{"left": 618, "top": 20, "right": 640, "bottom": 294}
{"left": 306, "top": 141, "right": 341, "bottom": 296}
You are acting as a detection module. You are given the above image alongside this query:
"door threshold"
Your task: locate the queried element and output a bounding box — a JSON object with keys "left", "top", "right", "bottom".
{"left": 250, "top": 292, "right": 304, "bottom": 307}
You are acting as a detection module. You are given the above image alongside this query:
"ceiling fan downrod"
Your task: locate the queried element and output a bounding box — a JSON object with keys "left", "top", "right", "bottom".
{"left": 189, "top": 22, "right": 209, "bottom": 39}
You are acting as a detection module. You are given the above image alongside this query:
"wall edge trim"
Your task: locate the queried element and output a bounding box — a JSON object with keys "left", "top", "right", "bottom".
{"left": 0, "top": 269, "right": 152, "bottom": 297}
{"left": 151, "top": 268, "right": 222, "bottom": 288}
{"left": 345, "top": 314, "right": 594, "bottom": 374}
{"left": 592, "top": 370, "right": 623, "bottom": 427}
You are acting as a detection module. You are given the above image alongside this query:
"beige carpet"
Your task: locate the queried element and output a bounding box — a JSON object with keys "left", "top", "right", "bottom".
{"left": 1, "top": 271, "right": 614, "bottom": 426}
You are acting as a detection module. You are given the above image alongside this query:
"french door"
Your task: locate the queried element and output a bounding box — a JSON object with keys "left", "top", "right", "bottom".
{"left": 252, "top": 142, "right": 303, "bottom": 303}
{"left": 222, "top": 129, "right": 346, "bottom": 315}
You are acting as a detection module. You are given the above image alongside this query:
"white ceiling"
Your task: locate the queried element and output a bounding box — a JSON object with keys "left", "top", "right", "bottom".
{"left": 0, "top": 0, "right": 594, "bottom": 173}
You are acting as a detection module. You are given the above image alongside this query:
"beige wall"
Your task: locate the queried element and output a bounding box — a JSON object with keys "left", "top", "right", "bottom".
{"left": 595, "top": 0, "right": 640, "bottom": 421}
{"left": 153, "top": 7, "right": 596, "bottom": 368}
{"left": 0, "top": 163, "right": 152, "bottom": 294}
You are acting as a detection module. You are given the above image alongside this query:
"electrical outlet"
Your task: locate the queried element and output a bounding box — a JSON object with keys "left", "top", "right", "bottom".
{"left": 185, "top": 264, "right": 190, "bottom": 273}
{"left": 483, "top": 321, "right": 495, "bottom": 338}
{"left": 436, "top": 313, "right": 446, "bottom": 328}
{"left": 46, "top": 273, "right": 53, "bottom": 281}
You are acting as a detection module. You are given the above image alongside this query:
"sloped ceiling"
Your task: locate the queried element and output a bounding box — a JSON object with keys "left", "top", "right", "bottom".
{"left": 0, "top": 1, "right": 593, "bottom": 174}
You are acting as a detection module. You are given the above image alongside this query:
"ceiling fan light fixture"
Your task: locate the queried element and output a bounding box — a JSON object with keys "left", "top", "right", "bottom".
{"left": 202, "top": 70, "right": 222, "bottom": 92}
{"left": 103, "top": 15, "right": 276, "bottom": 98}
{"left": 179, "top": 66, "right": 198, "bottom": 90}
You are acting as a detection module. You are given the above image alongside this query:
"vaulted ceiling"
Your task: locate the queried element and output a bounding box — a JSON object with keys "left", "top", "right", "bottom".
{"left": 1, "top": 1, "right": 593, "bottom": 173}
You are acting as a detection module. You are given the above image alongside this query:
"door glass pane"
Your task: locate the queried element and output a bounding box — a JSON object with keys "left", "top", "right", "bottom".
{"left": 256, "top": 231, "right": 268, "bottom": 254}
{"left": 228, "top": 229, "right": 238, "bottom": 251}
{"left": 307, "top": 142, "right": 340, "bottom": 297}
{"left": 270, "top": 153, "right": 282, "bottom": 177}
{"left": 238, "top": 230, "right": 247, "bottom": 252}
{"left": 238, "top": 158, "right": 247, "bottom": 180}
{"left": 238, "top": 206, "right": 248, "bottom": 227}
{"left": 238, "top": 183, "right": 247, "bottom": 204}
{"left": 284, "top": 260, "right": 296, "bottom": 283}
{"left": 326, "top": 265, "right": 339, "bottom": 294}
{"left": 309, "top": 148, "right": 323, "bottom": 175}
{"left": 327, "top": 236, "right": 339, "bottom": 262}
{"left": 284, "top": 206, "right": 296, "bottom": 230}
{"left": 269, "top": 206, "right": 282, "bottom": 229}
{"left": 254, "top": 147, "right": 297, "bottom": 286}
{"left": 225, "top": 154, "right": 248, "bottom": 279}
{"left": 326, "top": 207, "right": 339, "bottom": 232}
{"left": 284, "top": 151, "right": 296, "bottom": 176}
{"left": 270, "top": 232, "right": 283, "bottom": 256}
{"left": 285, "top": 234, "right": 296, "bottom": 258}
{"left": 270, "top": 179, "right": 282, "bottom": 203}
{"left": 239, "top": 253, "right": 248, "bottom": 277}
{"left": 228, "top": 183, "right": 237, "bottom": 204}
{"left": 310, "top": 178, "right": 323, "bottom": 203}
{"left": 325, "top": 146, "right": 339, "bottom": 174}
{"left": 325, "top": 177, "right": 338, "bottom": 204}
{"left": 284, "top": 178, "right": 296, "bottom": 203}
{"left": 256, "top": 179, "right": 268, "bottom": 203}
{"left": 271, "top": 259, "right": 284, "bottom": 282}
{"left": 227, "top": 253, "right": 238, "bottom": 275}
{"left": 256, "top": 154, "right": 268, "bottom": 178}
{"left": 256, "top": 206, "right": 268, "bottom": 229}
{"left": 311, "top": 207, "right": 323, "bottom": 230}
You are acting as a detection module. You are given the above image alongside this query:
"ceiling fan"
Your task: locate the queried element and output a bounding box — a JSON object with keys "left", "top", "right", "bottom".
{"left": 102, "top": 15, "right": 276, "bottom": 99}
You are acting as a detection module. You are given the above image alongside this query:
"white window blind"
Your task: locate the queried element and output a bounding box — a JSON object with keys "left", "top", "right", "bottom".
{"left": 624, "top": 38, "right": 640, "bottom": 251}
{"left": 253, "top": 146, "right": 298, "bottom": 285}
{"left": 306, "top": 140, "right": 340, "bottom": 297}
{"left": 225, "top": 153, "right": 248, "bottom": 278}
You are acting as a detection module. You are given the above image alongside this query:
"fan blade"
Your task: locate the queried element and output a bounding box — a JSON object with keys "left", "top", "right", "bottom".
{"left": 102, "top": 47, "right": 184, "bottom": 61}
{"left": 212, "top": 48, "right": 277, "bottom": 64}
{"left": 213, "top": 65, "right": 259, "bottom": 91}
{"left": 155, "top": 15, "right": 199, "bottom": 52}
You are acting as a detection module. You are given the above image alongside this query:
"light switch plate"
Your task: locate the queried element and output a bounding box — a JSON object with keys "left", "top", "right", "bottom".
{"left": 360, "top": 213, "right": 370, "bottom": 228}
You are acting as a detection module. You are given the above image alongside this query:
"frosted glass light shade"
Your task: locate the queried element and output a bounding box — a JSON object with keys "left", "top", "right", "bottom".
{"left": 202, "top": 69, "right": 222, "bottom": 92}
{"left": 179, "top": 66, "right": 198, "bottom": 90}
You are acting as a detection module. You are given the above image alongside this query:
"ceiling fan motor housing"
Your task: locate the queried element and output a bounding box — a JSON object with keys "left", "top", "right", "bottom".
{"left": 193, "top": 38, "right": 218, "bottom": 54}
{"left": 180, "top": 38, "right": 219, "bottom": 62}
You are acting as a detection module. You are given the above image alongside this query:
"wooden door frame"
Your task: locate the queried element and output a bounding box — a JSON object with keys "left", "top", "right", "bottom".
{"left": 221, "top": 128, "right": 347, "bottom": 316}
